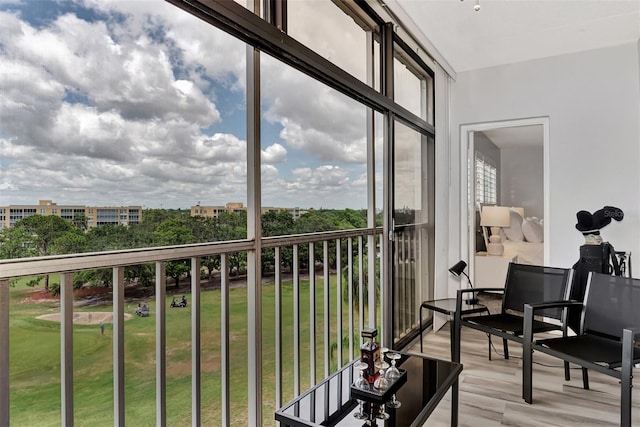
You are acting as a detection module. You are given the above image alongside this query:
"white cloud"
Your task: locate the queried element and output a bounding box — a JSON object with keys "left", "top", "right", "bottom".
{"left": 261, "top": 57, "right": 368, "bottom": 164}
{"left": 261, "top": 143, "right": 287, "bottom": 164}
{"left": 260, "top": 164, "right": 368, "bottom": 209}
{"left": 0, "top": 1, "right": 373, "bottom": 209}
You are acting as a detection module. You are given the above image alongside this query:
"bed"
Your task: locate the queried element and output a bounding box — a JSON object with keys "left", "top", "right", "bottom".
{"left": 478, "top": 206, "right": 545, "bottom": 266}
{"left": 502, "top": 239, "right": 544, "bottom": 265}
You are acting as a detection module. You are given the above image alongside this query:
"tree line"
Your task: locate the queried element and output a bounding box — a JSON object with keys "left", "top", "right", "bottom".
{"left": 0, "top": 208, "right": 376, "bottom": 293}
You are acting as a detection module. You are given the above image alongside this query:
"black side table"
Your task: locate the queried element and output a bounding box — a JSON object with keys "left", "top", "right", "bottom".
{"left": 275, "top": 353, "right": 462, "bottom": 426}
{"left": 419, "top": 298, "right": 488, "bottom": 359}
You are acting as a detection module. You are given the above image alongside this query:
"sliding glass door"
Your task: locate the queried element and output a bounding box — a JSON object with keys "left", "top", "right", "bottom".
{"left": 391, "top": 120, "right": 434, "bottom": 348}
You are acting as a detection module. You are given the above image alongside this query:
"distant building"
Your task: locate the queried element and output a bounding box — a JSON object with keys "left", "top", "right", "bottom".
{"left": 0, "top": 200, "right": 142, "bottom": 229}
{"left": 191, "top": 202, "right": 304, "bottom": 219}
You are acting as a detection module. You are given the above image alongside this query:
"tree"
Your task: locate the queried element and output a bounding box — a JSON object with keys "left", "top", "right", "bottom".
{"left": 261, "top": 211, "right": 296, "bottom": 273}
{"left": 341, "top": 254, "right": 380, "bottom": 307}
{"left": 85, "top": 224, "right": 133, "bottom": 251}
{"left": 262, "top": 210, "right": 295, "bottom": 237}
{"left": 17, "top": 215, "right": 76, "bottom": 290}
{"left": 71, "top": 214, "right": 88, "bottom": 231}
{"left": 166, "top": 259, "right": 191, "bottom": 288}
{"left": 51, "top": 229, "right": 87, "bottom": 254}
{"left": 201, "top": 255, "right": 220, "bottom": 283}
{"left": 153, "top": 218, "right": 197, "bottom": 246}
{"left": 0, "top": 226, "right": 37, "bottom": 259}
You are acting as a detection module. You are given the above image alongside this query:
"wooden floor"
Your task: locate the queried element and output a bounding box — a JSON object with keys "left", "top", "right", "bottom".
{"left": 409, "top": 323, "right": 640, "bottom": 426}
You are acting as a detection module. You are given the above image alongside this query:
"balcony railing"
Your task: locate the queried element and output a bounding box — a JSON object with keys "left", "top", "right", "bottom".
{"left": 0, "top": 228, "right": 391, "bottom": 426}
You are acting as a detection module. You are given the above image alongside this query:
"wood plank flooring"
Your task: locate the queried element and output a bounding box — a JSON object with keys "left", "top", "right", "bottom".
{"left": 409, "top": 323, "right": 640, "bottom": 426}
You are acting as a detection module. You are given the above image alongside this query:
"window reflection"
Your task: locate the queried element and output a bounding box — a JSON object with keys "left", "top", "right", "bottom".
{"left": 261, "top": 54, "right": 369, "bottom": 214}
{"left": 287, "top": 0, "right": 369, "bottom": 84}
{"left": 394, "top": 54, "right": 433, "bottom": 123}
{"left": 393, "top": 122, "right": 428, "bottom": 226}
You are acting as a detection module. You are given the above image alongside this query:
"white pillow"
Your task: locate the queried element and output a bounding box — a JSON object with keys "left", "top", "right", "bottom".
{"left": 502, "top": 210, "right": 524, "bottom": 242}
{"left": 522, "top": 217, "right": 544, "bottom": 243}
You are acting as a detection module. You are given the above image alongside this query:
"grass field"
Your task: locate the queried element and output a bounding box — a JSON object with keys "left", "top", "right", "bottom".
{"left": 8, "top": 275, "right": 362, "bottom": 426}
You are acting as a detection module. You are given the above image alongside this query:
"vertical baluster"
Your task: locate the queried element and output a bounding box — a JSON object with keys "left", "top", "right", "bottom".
{"left": 60, "top": 272, "right": 73, "bottom": 427}
{"left": 274, "top": 247, "right": 282, "bottom": 410}
{"left": 156, "top": 262, "right": 167, "bottom": 427}
{"left": 293, "top": 244, "right": 300, "bottom": 397}
{"left": 191, "top": 257, "right": 201, "bottom": 426}
{"left": 221, "top": 254, "right": 230, "bottom": 427}
{"left": 113, "top": 266, "right": 125, "bottom": 427}
{"left": 400, "top": 232, "right": 407, "bottom": 335}
{"left": 0, "top": 279, "right": 9, "bottom": 427}
{"left": 347, "top": 238, "right": 354, "bottom": 360}
{"left": 367, "top": 234, "right": 376, "bottom": 329}
{"left": 358, "top": 237, "right": 364, "bottom": 338}
{"left": 378, "top": 234, "right": 385, "bottom": 339}
{"left": 309, "top": 242, "right": 316, "bottom": 386}
{"left": 323, "top": 240, "right": 330, "bottom": 379}
{"left": 412, "top": 230, "right": 417, "bottom": 331}
{"left": 336, "top": 238, "right": 342, "bottom": 368}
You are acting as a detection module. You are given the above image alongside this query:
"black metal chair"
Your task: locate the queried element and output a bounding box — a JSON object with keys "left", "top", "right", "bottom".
{"left": 522, "top": 272, "right": 640, "bottom": 427}
{"left": 453, "top": 263, "right": 573, "bottom": 372}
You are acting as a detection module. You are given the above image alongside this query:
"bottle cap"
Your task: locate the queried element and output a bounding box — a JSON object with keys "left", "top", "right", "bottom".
{"left": 361, "top": 328, "right": 378, "bottom": 339}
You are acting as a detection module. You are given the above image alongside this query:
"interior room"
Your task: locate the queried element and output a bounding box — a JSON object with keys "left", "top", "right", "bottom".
{"left": 470, "top": 125, "right": 545, "bottom": 288}
{"left": 0, "top": 1, "right": 638, "bottom": 426}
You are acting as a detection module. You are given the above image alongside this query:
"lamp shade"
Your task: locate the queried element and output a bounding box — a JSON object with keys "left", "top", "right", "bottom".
{"left": 480, "top": 206, "right": 511, "bottom": 227}
{"left": 449, "top": 260, "right": 467, "bottom": 277}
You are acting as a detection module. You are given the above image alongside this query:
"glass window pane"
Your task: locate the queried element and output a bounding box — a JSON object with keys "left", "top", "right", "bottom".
{"left": 393, "top": 48, "right": 433, "bottom": 124}
{"left": 475, "top": 153, "right": 497, "bottom": 205}
{"left": 393, "top": 120, "right": 433, "bottom": 344}
{"left": 287, "top": 0, "right": 369, "bottom": 85}
{"left": 393, "top": 122, "right": 429, "bottom": 225}
{"left": 394, "top": 57, "right": 423, "bottom": 119}
{"left": 260, "top": 54, "right": 369, "bottom": 231}
{"left": 0, "top": 0, "right": 248, "bottom": 244}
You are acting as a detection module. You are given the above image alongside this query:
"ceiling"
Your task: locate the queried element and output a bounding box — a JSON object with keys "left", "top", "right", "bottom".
{"left": 391, "top": 0, "right": 640, "bottom": 73}
{"left": 480, "top": 125, "right": 542, "bottom": 149}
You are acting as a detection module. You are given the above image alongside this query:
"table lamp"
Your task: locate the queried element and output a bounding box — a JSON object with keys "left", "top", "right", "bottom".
{"left": 480, "top": 206, "right": 510, "bottom": 256}
{"left": 449, "top": 260, "right": 479, "bottom": 305}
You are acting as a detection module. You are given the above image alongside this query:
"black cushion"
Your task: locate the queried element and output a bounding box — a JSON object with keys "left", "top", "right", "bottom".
{"left": 537, "top": 334, "right": 640, "bottom": 368}
{"left": 466, "top": 313, "right": 560, "bottom": 336}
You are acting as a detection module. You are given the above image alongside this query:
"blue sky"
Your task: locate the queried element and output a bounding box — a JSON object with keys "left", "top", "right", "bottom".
{"left": 0, "top": 0, "right": 381, "bottom": 210}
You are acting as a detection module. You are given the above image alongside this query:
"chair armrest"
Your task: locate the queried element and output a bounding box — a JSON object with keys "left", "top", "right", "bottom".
{"left": 524, "top": 300, "right": 582, "bottom": 312}
{"left": 522, "top": 300, "right": 582, "bottom": 342}
{"left": 623, "top": 327, "right": 640, "bottom": 340}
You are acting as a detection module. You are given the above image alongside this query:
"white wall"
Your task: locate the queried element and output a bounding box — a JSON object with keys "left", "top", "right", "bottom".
{"left": 449, "top": 43, "right": 640, "bottom": 277}
{"left": 501, "top": 145, "right": 543, "bottom": 218}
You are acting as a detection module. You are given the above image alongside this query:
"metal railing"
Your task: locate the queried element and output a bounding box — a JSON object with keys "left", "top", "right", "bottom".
{"left": 0, "top": 228, "right": 384, "bottom": 426}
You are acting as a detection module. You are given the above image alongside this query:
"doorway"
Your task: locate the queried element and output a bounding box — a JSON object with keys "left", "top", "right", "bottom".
{"left": 459, "top": 117, "right": 550, "bottom": 284}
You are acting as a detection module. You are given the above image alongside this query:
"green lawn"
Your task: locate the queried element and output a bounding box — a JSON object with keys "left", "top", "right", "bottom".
{"left": 7, "top": 276, "right": 362, "bottom": 426}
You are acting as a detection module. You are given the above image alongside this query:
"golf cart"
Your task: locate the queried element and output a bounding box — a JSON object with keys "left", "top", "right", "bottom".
{"left": 135, "top": 302, "right": 150, "bottom": 317}
{"left": 170, "top": 295, "right": 187, "bottom": 308}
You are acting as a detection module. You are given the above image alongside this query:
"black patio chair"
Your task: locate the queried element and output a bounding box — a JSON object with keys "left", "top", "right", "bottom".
{"left": 523, "top": 272, "right": 640, "bottom": 427}
{"left": 454, "top": 263, "right": 573, "bottom": 376}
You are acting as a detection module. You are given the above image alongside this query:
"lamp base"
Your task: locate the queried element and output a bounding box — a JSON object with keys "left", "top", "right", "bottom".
{"left": 486, "top": 242, "right": 504, "bottom": 256}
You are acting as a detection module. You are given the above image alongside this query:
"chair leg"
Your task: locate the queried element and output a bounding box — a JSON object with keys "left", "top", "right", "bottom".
{"left": 581, "top": 368, "right": 589, "bottom": 390}
{"left": 620, "top": 329, "right": 634, "bottom": 427}
{"left": 503, "top": 338, "right": 509, "bottom": 360}
{"left": 522, "top": 341, "right": 533, "bottom": 404}
{"left": 522, "top": 305, "right": 534, "bottom": 404}
{"left": 564, "top": 361, "right": 570, "bottom": 381}
{"left": 487, "top": 334, "right": 492, "bottom": 360}
{"left": 419, "top": 306, "right": 424, "bottom": 353}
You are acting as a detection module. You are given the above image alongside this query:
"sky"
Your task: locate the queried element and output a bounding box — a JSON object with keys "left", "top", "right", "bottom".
{"left": 0, "top": 0, "right": 384, "bottom": 210}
